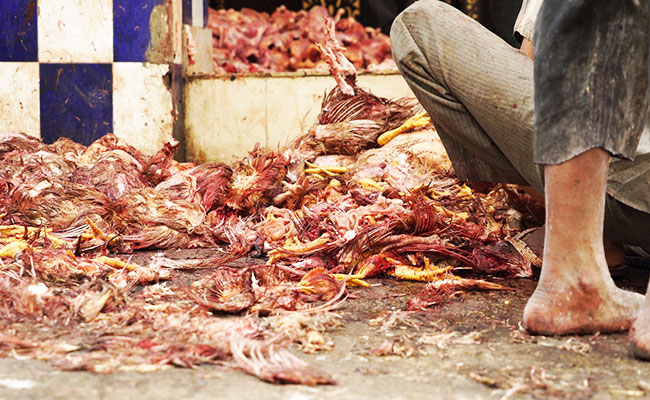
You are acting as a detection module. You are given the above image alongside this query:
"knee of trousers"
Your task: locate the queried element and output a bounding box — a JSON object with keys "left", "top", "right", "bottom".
{"left": 390, "top": 1, "right": 454, "bottom": 77}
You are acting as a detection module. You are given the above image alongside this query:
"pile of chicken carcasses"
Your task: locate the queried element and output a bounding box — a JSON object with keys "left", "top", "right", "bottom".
{"left": 0, "top": 25, "right": 543, "bottom": 383}
{"left": 209, "top": 6, "right": 395, "bottom": 74}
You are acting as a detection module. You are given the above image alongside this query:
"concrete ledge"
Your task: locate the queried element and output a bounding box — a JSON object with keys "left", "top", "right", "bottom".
{"left": 184, "top": 72, "right": 414, "bottom": 164}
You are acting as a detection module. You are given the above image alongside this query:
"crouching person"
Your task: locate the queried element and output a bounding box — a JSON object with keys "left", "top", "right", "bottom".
{"left": 391, "top": 0, "right": 650, "bottom": 354}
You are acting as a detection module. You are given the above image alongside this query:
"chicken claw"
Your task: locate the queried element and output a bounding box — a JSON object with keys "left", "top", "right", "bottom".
{"left": 0, "top": 241, "right": 31, "bottom": 258}
{"left": 377, "top": 111, "right": 431, "bottom": 146}
{"left": 333, "top": 273, "right": 371, "bottom": 287}
{"left": 305, "top": 161, "right": 348, "bottom": 177}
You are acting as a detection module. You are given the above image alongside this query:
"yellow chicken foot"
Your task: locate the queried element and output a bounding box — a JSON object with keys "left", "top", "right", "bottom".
{"left": 357, "top": 178, "right": 384, "bottom": 191}
{"left": 377, "top": 111, "right": 431, "bottom": 146}
{"left": 268, "top": 236, "right": 331, "bottom": 260}
{"left": 390, "top": 264, "right": 454, "bottom": 282}
{"left": 0, "top": 225, "right": 68, "bottom": 248}
{"left": 333, "top": 273, "right": 371, "bottom": 287}
{"left": 0, "top": 241, "right": 31, "bottom": 258}
{"left": 0, "top": 225, "right": 52, "bottom": 239}
{"left": 86, "top": 217, "right": 106, "bottom": 240}
{"left": 95, "top": 256, "right": 137, "bottom": 271}
{"left": 305, "top": 161, "right": 348, "bottom": 177}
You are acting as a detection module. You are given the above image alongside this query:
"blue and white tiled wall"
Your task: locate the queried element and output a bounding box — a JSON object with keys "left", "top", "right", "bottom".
{"left": 0, "top": 0, "right": 209, "bottom": 156}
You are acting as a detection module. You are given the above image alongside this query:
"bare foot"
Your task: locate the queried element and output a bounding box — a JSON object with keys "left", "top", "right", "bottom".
{"left": 523, "top": 232, "right": 642, "bottom": 335}
{"left": 630, "top": 292, "right": 650, "bottom": 359}
{"left": 524, "top": 150, "right": 642, "bottom": 336}
{"left": 524, "top": 275, "right": 642, "bottom": 335}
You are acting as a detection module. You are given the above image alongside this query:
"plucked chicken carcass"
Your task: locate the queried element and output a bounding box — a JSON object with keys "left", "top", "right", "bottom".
{"left": 278, "top": 19, "right": 421, "bottom": 205}
{"left": 258, "top": 18, "right": 536, "bottom": 286}
{"left": 226, "top": 145, "right": 290, "bottom": 213}
{"left": 316, "top": 19, "right": 416, "bottom": 131}
{"left": 8, "top": 179, "right": 112, "bottom": 230}
{"left": 112, "top": 188, "right": 214, "bottom": 250}
{"left": 69, "top": 149, "right": 148, "bottom": 201}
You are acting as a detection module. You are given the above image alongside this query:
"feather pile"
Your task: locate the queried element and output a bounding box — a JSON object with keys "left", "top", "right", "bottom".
{"left": 209, "top": 6, "right": 395, "bottom": 74}
{"left": 0, "top": 19, "right": 543, "bottom": 384}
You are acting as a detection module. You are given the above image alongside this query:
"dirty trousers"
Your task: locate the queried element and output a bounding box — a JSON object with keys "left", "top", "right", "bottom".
{"left": 390, "top": 0, "right": 650, "bottom": 248}
{"left": 534, "top": 0, "right": 649, "bottom": 165}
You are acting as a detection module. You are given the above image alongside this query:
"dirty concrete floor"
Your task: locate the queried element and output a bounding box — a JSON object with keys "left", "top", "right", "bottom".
{"left": 2, "top": 252, "right": 650, "bottom": 400}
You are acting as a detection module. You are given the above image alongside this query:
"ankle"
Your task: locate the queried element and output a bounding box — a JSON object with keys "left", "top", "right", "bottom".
{"left": 541, "top": 242, "right": 610, "bottom": 280}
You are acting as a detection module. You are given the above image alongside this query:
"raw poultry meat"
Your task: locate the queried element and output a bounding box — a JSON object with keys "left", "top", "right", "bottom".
{"left": 209, "top": 6, "right": 395, "bottom": 74}
{"left": 0, "top": 22, "right": 543, "bottom": 384}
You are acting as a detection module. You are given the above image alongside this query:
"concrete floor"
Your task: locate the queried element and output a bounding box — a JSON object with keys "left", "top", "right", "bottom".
{"left": 2, "top": 266, "right": 650, "bottom": 400}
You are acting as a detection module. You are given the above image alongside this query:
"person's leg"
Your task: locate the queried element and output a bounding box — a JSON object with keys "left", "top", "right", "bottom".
{"left": 390, "top": 0, "right": 544, "bottom": 191}
{"left": 524, "top": 0, "right": 648, "bottom": 335}
{"left": 628, "top": 0, "right": 650, "bottom": 360}
{"left": 523, "top": 149, "right": 643, "bottom": 335}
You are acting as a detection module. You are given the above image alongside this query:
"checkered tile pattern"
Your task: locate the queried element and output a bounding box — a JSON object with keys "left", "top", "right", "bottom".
{"left": 183, "top": 0, "right": 208, "bottom": 27}
{"left": 0, "top": 0, "right": 206, "bottom": 153}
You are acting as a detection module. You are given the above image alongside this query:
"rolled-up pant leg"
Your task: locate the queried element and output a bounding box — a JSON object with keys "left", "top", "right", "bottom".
{"left": 390, "top": 0, "right": 545, "bottom": 193}
{"left": 534, "top": 0, "right": 649, "bottom": 164}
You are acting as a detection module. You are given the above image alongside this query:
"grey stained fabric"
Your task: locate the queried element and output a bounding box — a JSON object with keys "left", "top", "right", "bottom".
{"left": 534, "top": 0, "right": 650, "bottom": 215}
{"left": 391, "top": 0, "right": 543, "bottom": 189}
{"left": 534, "top": 0, "right": 649, "bottom": 165}
{"left": 390, "top": 0, "right": 650, "bottom": 247}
